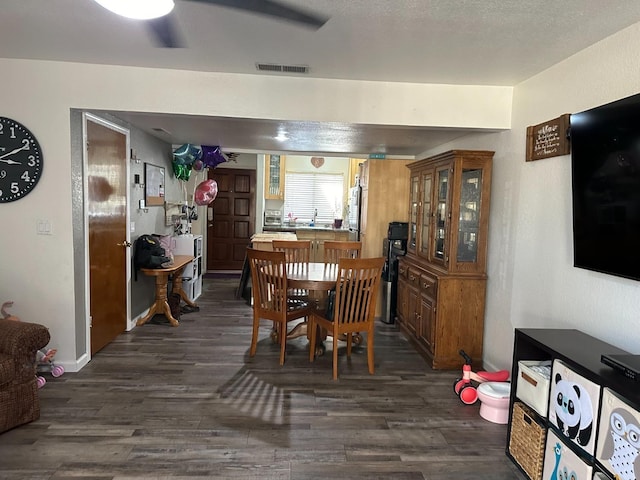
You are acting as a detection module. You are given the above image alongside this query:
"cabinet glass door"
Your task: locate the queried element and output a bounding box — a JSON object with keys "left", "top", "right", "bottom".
{"left": 419, "top": 171, "right": 432, "bottom": 258}
{"left": 433, "top": 167, "right": 449, "bottom": 262}
{"left": 408, "top": 174, "right": 419, "bottom": 253}
{"left": 265, "top": 154, "right": 284, "bottom": 199}
{"left": 456, "top": 168, "right": 482, "bottom": 263}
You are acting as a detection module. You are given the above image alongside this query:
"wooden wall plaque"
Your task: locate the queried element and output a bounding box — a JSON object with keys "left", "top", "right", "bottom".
{"left": 526, "top": 114, "right": 571, "bottom": 162}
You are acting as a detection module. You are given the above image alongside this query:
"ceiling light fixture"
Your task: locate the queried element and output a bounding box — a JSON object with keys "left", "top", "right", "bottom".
{"left": 93, "top": 0, "right": 175, "bottom": 20}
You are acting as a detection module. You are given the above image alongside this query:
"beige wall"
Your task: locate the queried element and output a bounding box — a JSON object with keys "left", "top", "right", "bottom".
{"left": 422, "top": 22, "right": 640, "bottom": 370}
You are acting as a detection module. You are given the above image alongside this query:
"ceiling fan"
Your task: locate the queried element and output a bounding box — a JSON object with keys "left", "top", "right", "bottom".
{"left": 94, "top": 0, "right": 330, "bottom": 48}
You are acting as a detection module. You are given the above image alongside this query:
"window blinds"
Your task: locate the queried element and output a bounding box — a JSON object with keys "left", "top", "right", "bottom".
{"left": 284, "top": 172, "right": 344, "bottom": 224}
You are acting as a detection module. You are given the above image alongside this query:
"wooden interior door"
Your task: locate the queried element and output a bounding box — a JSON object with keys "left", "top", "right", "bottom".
{"left": 86, "top": 117, "right": 128, "bottom": 355}
{"left": 206, "top": 168, "right": 255, "bottom": 271}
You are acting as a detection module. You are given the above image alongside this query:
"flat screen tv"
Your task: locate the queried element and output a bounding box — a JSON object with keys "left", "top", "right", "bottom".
{"left": 570, "top": 93, "right": 640, "bottom": 281}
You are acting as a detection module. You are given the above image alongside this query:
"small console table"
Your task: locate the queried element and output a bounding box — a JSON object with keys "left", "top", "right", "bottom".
{"left": 136, "top": 255, "right": 198, "bottom": 327}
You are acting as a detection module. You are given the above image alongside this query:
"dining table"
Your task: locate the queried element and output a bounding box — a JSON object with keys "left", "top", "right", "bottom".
{"left": 285, "top": 262, "right": 362, "bottom": 353}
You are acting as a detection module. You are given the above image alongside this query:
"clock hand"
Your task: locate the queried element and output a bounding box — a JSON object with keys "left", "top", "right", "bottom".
{"left": 0, "top": 144, "right": 29, "bottom": 161}
{"left": 0, "top": 159, "right": 21, "bottom": 165}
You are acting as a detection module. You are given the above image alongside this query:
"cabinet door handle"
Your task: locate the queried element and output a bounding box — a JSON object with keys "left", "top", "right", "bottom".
{"left": 520, "top": 371, "right": 538, "bottom": 387}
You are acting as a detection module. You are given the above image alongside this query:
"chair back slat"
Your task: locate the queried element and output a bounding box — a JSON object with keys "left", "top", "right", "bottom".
{"left": 272, "top": 240, "right": 311, "bottom": 264}
{"left": 247, "top": 249, "right": 287, "bottom": 316}
{"left": 332, "top": 257, "right": 384, "bottom": 328}
{"left": 323, "top": 241, "right": 361, "bottom": 264}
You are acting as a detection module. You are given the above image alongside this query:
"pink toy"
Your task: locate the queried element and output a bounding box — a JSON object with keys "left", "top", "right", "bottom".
{"left": 37, "top": 348, "right": 65, "bottom": 378}
{"left": 476, "top": 381, "right": 511, "bottom": 424}
{"left": 453, "top": 349, "right": 509, "bottom": 405}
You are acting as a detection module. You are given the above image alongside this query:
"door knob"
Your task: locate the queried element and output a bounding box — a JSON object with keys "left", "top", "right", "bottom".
{"left": 117, "top": 241, "right": 132, "bottom": 247}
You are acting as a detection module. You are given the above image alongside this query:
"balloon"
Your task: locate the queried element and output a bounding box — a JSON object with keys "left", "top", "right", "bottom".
{"left": 194, "top": 179, "right": 218, "bottom": 206}
{"left": 172, "top": 159, "right": 192, "bottom": 181}
{"left": 173, "top": 143, "right": 201, "bottom": 166}
{"left": 192, "top": 159, "right": 204, "bottom": 171}
{"left": 201, "top": 145, "right": 228, "bottom": 169}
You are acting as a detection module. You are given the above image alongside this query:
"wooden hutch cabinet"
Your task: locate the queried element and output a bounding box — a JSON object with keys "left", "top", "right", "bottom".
{"left": 264, "top": 154, "right": 285, "bottom": 200}
{"left": 397, "top": 150, "right": 493, "bottom": 369}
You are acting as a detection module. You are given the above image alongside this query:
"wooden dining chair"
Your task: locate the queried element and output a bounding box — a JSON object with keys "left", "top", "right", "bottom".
{"left": 308, "top": 256, "right": 385, "bottom": 379}
{"left": 323, "top": 240, "right": 362, "bottom": 264}
{"left": 246, "top": 248, "right": 313, "bottom": 366}
{"left": 272, "top": 239, "right": 311, "bottom": 304}
{"left": 272, "top": 240, "right": 311, "bottom": 264}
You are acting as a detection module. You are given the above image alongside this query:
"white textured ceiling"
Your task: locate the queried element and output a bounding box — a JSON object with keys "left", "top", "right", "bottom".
{"left": 4, "top": 0, "right": 640, "bottom": 155}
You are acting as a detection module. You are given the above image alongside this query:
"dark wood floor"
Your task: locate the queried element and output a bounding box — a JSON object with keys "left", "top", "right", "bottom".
{"left": 0, "top": 278, "right": 526, "bottom": 479}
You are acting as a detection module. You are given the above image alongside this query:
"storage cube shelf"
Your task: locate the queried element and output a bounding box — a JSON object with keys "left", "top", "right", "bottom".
{"left": 172, "top": 234, "right": 203, "bottom": 302}
{"left": 507, "top": 329, "right": 640, "bottom": 480}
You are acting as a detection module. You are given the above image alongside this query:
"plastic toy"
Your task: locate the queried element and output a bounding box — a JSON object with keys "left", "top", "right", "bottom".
{"left": 36, "top": 348, "right": 64, "bottom": 380}
{"left": 453, "top": 349, "right": 510, "bottom": 405}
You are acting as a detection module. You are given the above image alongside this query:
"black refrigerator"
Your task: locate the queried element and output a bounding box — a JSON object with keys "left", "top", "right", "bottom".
{"left": 380, "top": 222, "right": 408, "bottom": 324}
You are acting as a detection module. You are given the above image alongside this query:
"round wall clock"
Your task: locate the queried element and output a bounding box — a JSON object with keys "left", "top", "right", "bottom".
{"left": 0, "top": 117, "right": 43, "bottom": 203}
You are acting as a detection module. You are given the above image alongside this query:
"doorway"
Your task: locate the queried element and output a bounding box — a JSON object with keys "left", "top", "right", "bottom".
{"left": 206, "top": 168, "right": 256, "bottom": 271}
{"left": 84, "top": 114, "right": 130, "bottom": 355}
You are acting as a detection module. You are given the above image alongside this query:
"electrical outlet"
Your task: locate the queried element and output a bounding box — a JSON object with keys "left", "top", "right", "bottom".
{"left": 36, "top": 219, "right": 53, "bottom": 235}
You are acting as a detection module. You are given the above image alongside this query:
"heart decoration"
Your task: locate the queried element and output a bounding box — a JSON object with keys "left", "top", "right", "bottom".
{"left": 311, "top": 157, "right": 325, "bottom": 168}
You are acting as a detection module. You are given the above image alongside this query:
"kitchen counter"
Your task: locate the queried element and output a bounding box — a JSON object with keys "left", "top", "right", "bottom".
{"left": 263, "top": 225, "right": 350, "bottom": 233}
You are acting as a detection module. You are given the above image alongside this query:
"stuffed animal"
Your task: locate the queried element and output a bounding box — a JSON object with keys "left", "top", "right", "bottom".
{"left": 1, "top": 301, "right": 20, "bottom": 321}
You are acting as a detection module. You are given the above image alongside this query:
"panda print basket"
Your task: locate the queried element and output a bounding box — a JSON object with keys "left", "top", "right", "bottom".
{"left": 548, "top": 359, "right": 602, "bottom": 457}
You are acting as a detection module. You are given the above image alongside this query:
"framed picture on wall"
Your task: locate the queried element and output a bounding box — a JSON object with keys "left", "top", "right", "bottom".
{"left": 144, "top": 163, "right": 165, "bottom": 206}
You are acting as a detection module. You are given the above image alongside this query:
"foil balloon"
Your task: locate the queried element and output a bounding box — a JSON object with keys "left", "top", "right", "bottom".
{"left": 192, "top": 158, "right": 204, "bottom": 172}
{"left": 172, "top": 159, "right": 192, "bottom": 181}
{"left": 194, "top": 179, "right": 218, "bottom": 206}
{"left": 173, "top": 143, "right": 201, "bottom": 166}
{"left": 201, "top": 145, "right": 228, "bottom": 169}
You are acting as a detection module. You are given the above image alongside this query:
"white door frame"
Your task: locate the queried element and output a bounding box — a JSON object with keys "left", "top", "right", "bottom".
{"left": 81, "top": 112, "right": 132, "bottom": 365}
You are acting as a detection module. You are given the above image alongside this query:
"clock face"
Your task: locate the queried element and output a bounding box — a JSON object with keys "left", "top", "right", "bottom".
{"left": 0, "top": 117, "right": 43, "bottom": 203}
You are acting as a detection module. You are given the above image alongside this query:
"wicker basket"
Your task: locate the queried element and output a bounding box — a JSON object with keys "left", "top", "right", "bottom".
{"left": 509, "top": 401, "right": 546, "bottom": 480}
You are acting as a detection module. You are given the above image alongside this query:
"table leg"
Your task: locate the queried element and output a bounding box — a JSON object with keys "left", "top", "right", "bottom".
{"left": 171, "top": 269, "right": 198, "bottom": 308}
{"left": 137, "top": 273, "right": 180, "bottom": 327}
{"left": 136, "top": 302, "right": 158, "bottom": 326}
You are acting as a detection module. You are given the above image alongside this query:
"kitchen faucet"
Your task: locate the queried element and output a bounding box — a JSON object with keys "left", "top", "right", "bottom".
{"left": 313, "top": 208, "right": 318, "bottom": 224}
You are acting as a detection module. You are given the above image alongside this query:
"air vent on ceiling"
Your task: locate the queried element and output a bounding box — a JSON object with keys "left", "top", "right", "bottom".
{"left": 152, "top": 127, "right": 171, "bottom": 135}
{"left": 256, "top": 63, "right": 309, "bottom": 74}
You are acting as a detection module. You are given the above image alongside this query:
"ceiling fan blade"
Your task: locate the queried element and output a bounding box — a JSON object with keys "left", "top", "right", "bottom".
{"left": 187, "top": 0, "right": 329, "bottom": 29}
{"left": 147, "top": 14, "right": 185, "bottom": 48}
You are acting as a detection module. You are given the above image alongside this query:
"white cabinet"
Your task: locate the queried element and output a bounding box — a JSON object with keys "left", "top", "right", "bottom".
{"left": 173, "top": 234, "right": 203, "bottom": 302}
